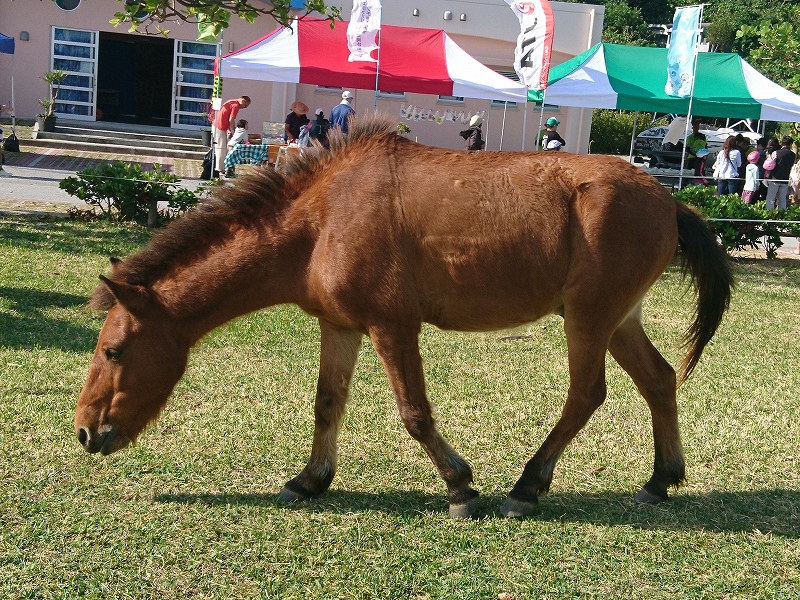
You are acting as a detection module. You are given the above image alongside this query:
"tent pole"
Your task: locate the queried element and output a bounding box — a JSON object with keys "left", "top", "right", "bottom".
{"left": 10, "top": 47, "right": 15, "bottom": 133}
{"left": 628, "top": 111, "right": 638, "bottom": 163}
{"left": 484, "top": 104, "right": 490, "bottom": 150}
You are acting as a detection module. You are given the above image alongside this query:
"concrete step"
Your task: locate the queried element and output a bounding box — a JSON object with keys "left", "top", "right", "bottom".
{"left": 23, "top": 137, "right": 208, "bottom": 160}
{"left": 29, "top": 119, "right": 209, "bottom": 160}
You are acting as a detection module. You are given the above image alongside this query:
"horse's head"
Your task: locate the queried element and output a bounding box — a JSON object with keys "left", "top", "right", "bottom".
{"left": 75, "top": 275, "right": 190, "bottom": 455}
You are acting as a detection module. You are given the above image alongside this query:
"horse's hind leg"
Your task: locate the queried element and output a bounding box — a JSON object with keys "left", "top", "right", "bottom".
{"left": 370, "top": 326, "right": 479, "bottom": 518}
{"left": 607, "top": 311, "right": 684, "bottom": 503}
{"left": 278, "top": 320, "right": 363, "bottom": 503}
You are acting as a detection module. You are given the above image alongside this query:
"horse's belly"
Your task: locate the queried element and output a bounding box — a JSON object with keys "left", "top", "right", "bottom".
{"left": 420, "top": 261, "right": 565, "bottom": 332}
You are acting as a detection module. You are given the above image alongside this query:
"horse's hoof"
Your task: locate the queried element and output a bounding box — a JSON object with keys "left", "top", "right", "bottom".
{"left": 276, "top": 486, "right": 309, "bottom": 504}
{"left": 501, "top": 497, "right": 537, "bottom": 518}
{"left": 634, "top": 487, "right": 668, "bottom": 504}
{"left": 449, "top": 496, "right": 479, "bottom": 519}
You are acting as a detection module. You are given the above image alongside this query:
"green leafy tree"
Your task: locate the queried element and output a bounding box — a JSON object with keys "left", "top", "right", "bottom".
{"left": 60, "top": 0, "right": 342, "bottom": 36}
{"left": 737, "top": 6, "right": 800, "bottom": 95}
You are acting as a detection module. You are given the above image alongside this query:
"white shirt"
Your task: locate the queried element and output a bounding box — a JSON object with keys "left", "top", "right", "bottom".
{"left": 713, "top": 149, "right": 741, "bottom": 179}
{"left": 227, "top": 127, "right": 248, "bottom": 147}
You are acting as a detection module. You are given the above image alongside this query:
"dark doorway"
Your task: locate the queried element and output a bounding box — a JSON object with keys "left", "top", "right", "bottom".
{"left": 97, "top": 32, "right": 173, "bottom": 126}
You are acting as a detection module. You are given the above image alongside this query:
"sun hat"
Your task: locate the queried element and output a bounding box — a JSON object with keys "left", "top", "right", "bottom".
{"left": 291, "top": 101, "right": 308, "bottom": 115}
{"left": 342, "top": 90, "right": 353, "bottom": 99}
{"left": 747, "top": 150, "right": 760, "bottom": 163}
{"left": 546, "top": 139, "right": 563, "bottom": 150}
{"left": 314, "top": 108, "right": 324, "bottom": 116}
{"left": 469, "top": 114, "right": 483, "bottom": 127}
{"left": 696, "top": 148, "right": 710, "bottom": 157}
{"left": 545, "top": 117, "right": 560, "bottom": 127}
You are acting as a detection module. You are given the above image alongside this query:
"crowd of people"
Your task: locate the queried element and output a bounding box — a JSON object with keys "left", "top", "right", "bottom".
{"left": 209, "top": 90, "right": 357, "bottom": 179}
{"left": 709, "top": 131, "right": 799, "bottom": 209}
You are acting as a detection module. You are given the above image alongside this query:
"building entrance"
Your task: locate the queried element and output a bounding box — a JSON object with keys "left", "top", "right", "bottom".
{"left": 97, "top": 32, "right": 173, "bottom": 126}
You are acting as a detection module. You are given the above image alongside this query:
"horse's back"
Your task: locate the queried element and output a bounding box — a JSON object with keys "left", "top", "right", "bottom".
{"left": 305, "top": 146, "right": 679, "bottom": 332}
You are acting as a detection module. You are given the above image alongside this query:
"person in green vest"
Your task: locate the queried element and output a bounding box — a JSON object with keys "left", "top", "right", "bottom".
{"left": 685, "top": 118, "right": 707, "bottom": 176}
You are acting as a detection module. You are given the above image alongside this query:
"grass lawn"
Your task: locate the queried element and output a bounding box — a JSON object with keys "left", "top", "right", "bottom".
{"left": 1, "top": 215, "right": 799, "bottom": 599}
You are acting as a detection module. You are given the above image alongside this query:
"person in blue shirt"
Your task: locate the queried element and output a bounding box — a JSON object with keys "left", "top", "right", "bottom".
{"left": 329, "top": 90, "right": 356, "bottom": 135}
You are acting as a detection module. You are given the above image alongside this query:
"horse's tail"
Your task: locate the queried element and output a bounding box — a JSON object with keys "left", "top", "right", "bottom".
{"left": 675, "top": 201, "right": 734, "bottom": 384}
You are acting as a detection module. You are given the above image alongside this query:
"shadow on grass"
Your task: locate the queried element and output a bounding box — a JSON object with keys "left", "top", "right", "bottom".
{"left": 0, "top": 217, "right": 150, "bottom": 257}
{"left": 0, "top": 286, "right": 98, "bottom": 351}
{"left": 154, "top": 488, "right": 800, "bottom": 538}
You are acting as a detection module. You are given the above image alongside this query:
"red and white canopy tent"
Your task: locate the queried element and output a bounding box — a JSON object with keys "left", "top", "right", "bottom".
{"left": 216, "top": 18, "right": 527, "bottom": 103}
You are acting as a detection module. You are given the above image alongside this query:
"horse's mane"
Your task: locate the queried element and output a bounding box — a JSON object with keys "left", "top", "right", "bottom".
{"left": 91, "top": 114, "right": 403, "bottom": 310}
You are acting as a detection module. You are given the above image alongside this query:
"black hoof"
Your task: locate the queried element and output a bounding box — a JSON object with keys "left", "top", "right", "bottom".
{"left": 634, "top": 487, "right": 669, "bottom": 504}
{"left": 501, "top": 496, "right": 538, "bottom": 518}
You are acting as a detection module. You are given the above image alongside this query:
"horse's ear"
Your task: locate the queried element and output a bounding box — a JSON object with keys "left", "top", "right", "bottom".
{"left": 99, "top": 275, "right": 152, "bottom": 314}
{"left": 109, "top": 257, "right": 123, "bottom": 274}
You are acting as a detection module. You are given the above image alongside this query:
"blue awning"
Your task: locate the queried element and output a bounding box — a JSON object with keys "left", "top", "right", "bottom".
{"left": 0, "top": 33, "right": 14, "bottom": 55}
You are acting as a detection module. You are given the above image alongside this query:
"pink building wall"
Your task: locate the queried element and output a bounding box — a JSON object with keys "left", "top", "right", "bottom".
{"left": 0, "top": 0, "right": 603, "bottom": 152}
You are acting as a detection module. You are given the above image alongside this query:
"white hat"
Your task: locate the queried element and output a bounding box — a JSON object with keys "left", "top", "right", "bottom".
{"left": 469, "top": 115, "right": 483, "bottom": 127}
{"left": 546, "top": 139, "right": 563, "bottom": 150}
{"left": 342, "top": 90, "right": 353, "bottom": 99}
{"left": 314, "top": 108, "right": 323, "bottom": 116}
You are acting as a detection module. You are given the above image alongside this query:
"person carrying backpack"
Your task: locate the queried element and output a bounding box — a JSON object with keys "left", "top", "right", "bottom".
{"left": 308, "top": 108, "right": 330, "bottom": 148}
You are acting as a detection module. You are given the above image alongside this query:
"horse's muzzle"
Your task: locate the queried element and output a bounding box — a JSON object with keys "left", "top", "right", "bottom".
{"left": 76, "top": 424, "right": 131, "bottom": 455}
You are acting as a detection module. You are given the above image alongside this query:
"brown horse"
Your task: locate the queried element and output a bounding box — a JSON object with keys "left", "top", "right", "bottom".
{"left": 75, "top": 115, "right": 732, "bottom": 518}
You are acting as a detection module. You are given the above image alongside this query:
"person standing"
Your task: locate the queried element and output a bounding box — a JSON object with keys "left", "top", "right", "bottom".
{"left": 212, "top": 95, "right": 251, "bottom": 178}
{"left": 765, "top": 136, "right": 796, "bottom": 210}
{"left": 741, "top": 150, "right": 760, "bottom": 204}
{"left": 685, "top": 119, "right": 707, "bottom": 175}
{"left": 459, "top": 115, "right": 485, "bottom": 151}
{"left": 712, "top": 135, "right": 742, "bottom": 196}
{"left": 541, "top": 117, "right": 565, "bottom": 150}
{"left": 308, "top": 108, "right": 330, "bottom": 147}
{"left": 284, "top": 101, "right": 309, "bottom": 144}
{"left": 329, "top": 91, "right": 356, "bottom": 134}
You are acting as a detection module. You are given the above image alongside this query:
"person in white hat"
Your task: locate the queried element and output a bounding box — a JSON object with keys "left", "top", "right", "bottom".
{"left": 329, "top": 90, "right": 356, "bottom": 135}
{"left": 541, "top": 116, "right": 565, "bottom": 150}
{"left": 459, "top": 114, "right": 485, "bottom": 151}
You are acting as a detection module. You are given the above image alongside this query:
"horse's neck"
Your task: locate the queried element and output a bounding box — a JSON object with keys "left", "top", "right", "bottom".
{"left": 154, "top": 220, "right": 311, "bottom": 343}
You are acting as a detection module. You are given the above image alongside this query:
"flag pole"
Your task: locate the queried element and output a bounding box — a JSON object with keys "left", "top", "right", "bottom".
{"left": 521, "top": 87, "right": 528, "bottom": 151}
{"left": 373, "top": 2, "right": 382, "bottom": 112}
{"left": 536, "top": 89, "right": 547, "bottom": 150}
{"left": 670, "top": 4, "right": 705, "bottom": 189}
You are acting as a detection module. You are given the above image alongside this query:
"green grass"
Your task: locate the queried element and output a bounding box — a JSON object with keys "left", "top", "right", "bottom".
{"left": 1, "top": 215, "right": 799, "bottom": 599}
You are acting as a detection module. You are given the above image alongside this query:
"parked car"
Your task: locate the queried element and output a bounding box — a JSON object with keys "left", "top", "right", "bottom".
{"left": 634, "top": 118, "right": 761, "bottom": 168}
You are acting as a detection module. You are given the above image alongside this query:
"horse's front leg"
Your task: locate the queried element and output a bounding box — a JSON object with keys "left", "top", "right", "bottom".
{"left": 370, "top": 325, "right": 479, "bottom": 518}
{"left": 278, "top": 320, "right": 362, "bottom": 503}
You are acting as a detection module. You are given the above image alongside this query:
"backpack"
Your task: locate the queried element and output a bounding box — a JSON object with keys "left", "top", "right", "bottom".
{"left": 200, "top": 148, "right": 214, "bottom": 180}
{"left": 310, "top": 119, "right": 329, "bottom": 141}
{"left": 2, "top": 132, "right": 19, "bottom": 153}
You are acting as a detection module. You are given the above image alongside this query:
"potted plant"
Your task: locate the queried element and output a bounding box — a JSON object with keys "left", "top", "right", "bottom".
{"left": 37, "top": 70, "right": 66, "bottom": 132}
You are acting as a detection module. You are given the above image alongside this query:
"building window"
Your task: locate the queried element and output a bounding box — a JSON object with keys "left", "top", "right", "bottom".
{"left": 55, "top": 0, "right": 81, "bottom": 11}
{"left": 491, "top": 100, "right": 518, "bottom": 109}
{"left": 126, "top": 1, "right": 151, "bottom": 20}
{"left": 438, "top": 95, "right": 465, "bottom": 104}
{"left": 377, "top": 90, "right": 405, "bottom": 99}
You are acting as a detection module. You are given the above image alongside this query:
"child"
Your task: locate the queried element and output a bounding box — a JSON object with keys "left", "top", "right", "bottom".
{"left": 741, "top": 150, "right": 760, "bottom": 204}
{"left": 227, "top": 119, "right": 249, "bottom": 148}
{"left": 225, "top": 119, "right": 249, "bottom": 177}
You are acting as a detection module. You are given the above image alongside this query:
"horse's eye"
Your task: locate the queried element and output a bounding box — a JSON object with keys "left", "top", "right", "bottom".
{"left": 105, "top": 348, "right": 122, "bottom": 362}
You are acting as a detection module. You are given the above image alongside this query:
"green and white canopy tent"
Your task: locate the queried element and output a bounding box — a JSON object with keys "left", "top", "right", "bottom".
{"left": 530, "top": 43, "right": 800, "bottom": 122}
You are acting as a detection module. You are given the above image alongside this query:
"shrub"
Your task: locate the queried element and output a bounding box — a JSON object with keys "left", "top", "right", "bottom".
{"left": 589, "top": 109, "right": 656, "bottom": 155}
{"left": 675, "top": 185, "right": 800, "bottom": 258}
{"left": 60, "top": 162, "right": 203, "bottom": 226}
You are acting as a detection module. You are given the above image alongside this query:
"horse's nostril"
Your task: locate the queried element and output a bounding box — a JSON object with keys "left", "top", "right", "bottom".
{"left": 77, "top": 427, "right": 89, "bottom": 448}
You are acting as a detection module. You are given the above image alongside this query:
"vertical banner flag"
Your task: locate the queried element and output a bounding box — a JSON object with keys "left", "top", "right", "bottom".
{"left": 347, "top": 0, "right": 381, "bottom": 62}
{"left": 505, "top": 0, "right": 554, "bottom": 90}
{"left": 665, "top": 5, "right": 701, "bottom": 97}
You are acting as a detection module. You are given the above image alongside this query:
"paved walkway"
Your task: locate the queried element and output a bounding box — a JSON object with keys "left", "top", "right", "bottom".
{"left": 0, "top": 138, "right": 205, "bottom": 210}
